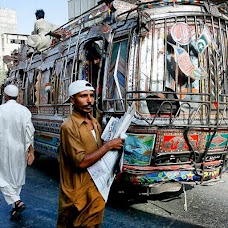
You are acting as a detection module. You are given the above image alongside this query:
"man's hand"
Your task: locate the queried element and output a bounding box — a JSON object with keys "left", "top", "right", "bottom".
{"left": 78, "top": 138, "right": 124, "bottom": 169}
{"left": 106, "top": 138, "right": 124, "bottom": 151}
{"left": 27, "top": 145, "right": 35, "bottom": 165}
{"left": 27, "top": 153, "right": 35, "bottom": 165}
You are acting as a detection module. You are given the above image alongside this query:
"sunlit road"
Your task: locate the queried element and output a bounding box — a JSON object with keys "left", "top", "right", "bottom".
{"left": 0, "top": 154, "right": 227, "bottom": 228}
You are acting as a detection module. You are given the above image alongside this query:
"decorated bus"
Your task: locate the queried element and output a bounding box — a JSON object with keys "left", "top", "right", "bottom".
{"left": 2, "top": 0, "right": 228, "bottom": 194}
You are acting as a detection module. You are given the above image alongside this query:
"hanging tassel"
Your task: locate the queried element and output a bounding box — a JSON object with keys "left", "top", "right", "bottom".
{"left": 108, "top": 3, "right": 111, "bottom": 15}
{"left": 183, "top": 184, "right": 188, "bottom": 211}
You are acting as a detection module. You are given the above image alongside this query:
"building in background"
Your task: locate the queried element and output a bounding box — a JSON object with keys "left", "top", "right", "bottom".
{"left": 68, "top": 0, "right": 100, "bottom": 21}
{"left": 67, "top": 0, "right": 137, "bottom": 31}
{"left": 0, "top": 8, "right": 28, "bottom": 86}
{"left": 68, "top": 0, "right": 136, "bottom": 20}
{"left": 0, "top": 8, "right": 17, "bottom": 34}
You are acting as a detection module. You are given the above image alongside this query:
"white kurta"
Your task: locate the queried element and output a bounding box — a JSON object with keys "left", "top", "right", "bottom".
{"left": 0, "top": 100, "right": 35, "bottom": 188}
{"left": 27, "top": 18, "right": 58, "bottom": 51}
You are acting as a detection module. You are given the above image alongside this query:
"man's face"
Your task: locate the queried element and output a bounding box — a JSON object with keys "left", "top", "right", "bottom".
{"left": 70, "top": 90, "right": 94, "bottom": 114}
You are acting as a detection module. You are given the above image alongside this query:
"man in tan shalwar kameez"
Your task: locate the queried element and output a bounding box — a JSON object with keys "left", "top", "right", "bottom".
{"left": 57, "top": 80, "right": 124, "bottom": 228}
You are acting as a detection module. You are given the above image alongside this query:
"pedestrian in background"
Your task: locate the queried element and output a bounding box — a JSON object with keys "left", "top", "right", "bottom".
{"left": 57, "top": 80, "right": 124, "bottom": 227}
{"left": 0, "top": 85, "right": 35, "bottom": 221}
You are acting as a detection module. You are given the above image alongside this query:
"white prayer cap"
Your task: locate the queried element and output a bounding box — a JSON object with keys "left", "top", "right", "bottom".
{"left": 65, "top": 80, "right": 94, "bottom": 103}
{"left": 4, "top": 85, "right": 19, "bottom": 97}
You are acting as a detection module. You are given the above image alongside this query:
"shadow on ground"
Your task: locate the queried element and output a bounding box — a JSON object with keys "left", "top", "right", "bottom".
{"left": 0, "top": 154, "right": 59, "bottom": 228}
{"left": 107, "top": 180, "right": 194, "bottom": 208}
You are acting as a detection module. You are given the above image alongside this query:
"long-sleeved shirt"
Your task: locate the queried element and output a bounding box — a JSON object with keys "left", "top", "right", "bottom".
{"left": 0, "top": 100, "right": 35, "bottom": 188}
{"left": 57, "top": 111, "right": 105, "bottom": 227}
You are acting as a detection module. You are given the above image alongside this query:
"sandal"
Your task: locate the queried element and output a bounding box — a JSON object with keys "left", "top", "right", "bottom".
{"left": 10, "top": 200, "right": 26, "bottom": 221}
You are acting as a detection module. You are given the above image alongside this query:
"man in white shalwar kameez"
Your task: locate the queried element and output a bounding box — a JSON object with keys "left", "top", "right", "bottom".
{"left": 0, "top": 85, "right": 35, "bottom": 221}
{"left": 27, "top": 9, "right": 58, "bottom": 54}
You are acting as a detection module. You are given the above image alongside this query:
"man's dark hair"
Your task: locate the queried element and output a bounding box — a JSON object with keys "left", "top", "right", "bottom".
{"left": 35, "top": 9, "right": 45, "bottom": 19}
{"left": 8, "top": 96, "right": 17, "bottom": 100}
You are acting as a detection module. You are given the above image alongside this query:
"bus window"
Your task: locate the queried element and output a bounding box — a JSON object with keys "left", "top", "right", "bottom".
{"left": 26, "top": 70, "right": 35, "bottom": 106}
{"left": 77, "top": 40, "right": 103, "bottom": 84}
{"left": 106, "top": 39, "right": 129, "bottom": 112}
{"left": 39, "top": 69, "right": 52, "bottom": 105}
{"left": 75, "top": 39, "right": 105, "bottom": 114}
{"left": 60, "top": 59, "right": 73, "bottom": 104}
{"left": 136, "top": 22, "right": 203, "bottom": 118}
{"left": 53, "top": 59, "right": 64, "bottom": 104}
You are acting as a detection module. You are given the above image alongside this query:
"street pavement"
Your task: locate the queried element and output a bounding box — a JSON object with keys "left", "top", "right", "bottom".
{"left": 0, "top": 154, "right": 59, "bottom": 228}
{"left": 0, "top": 154, "right": 227, "bottom": 228}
